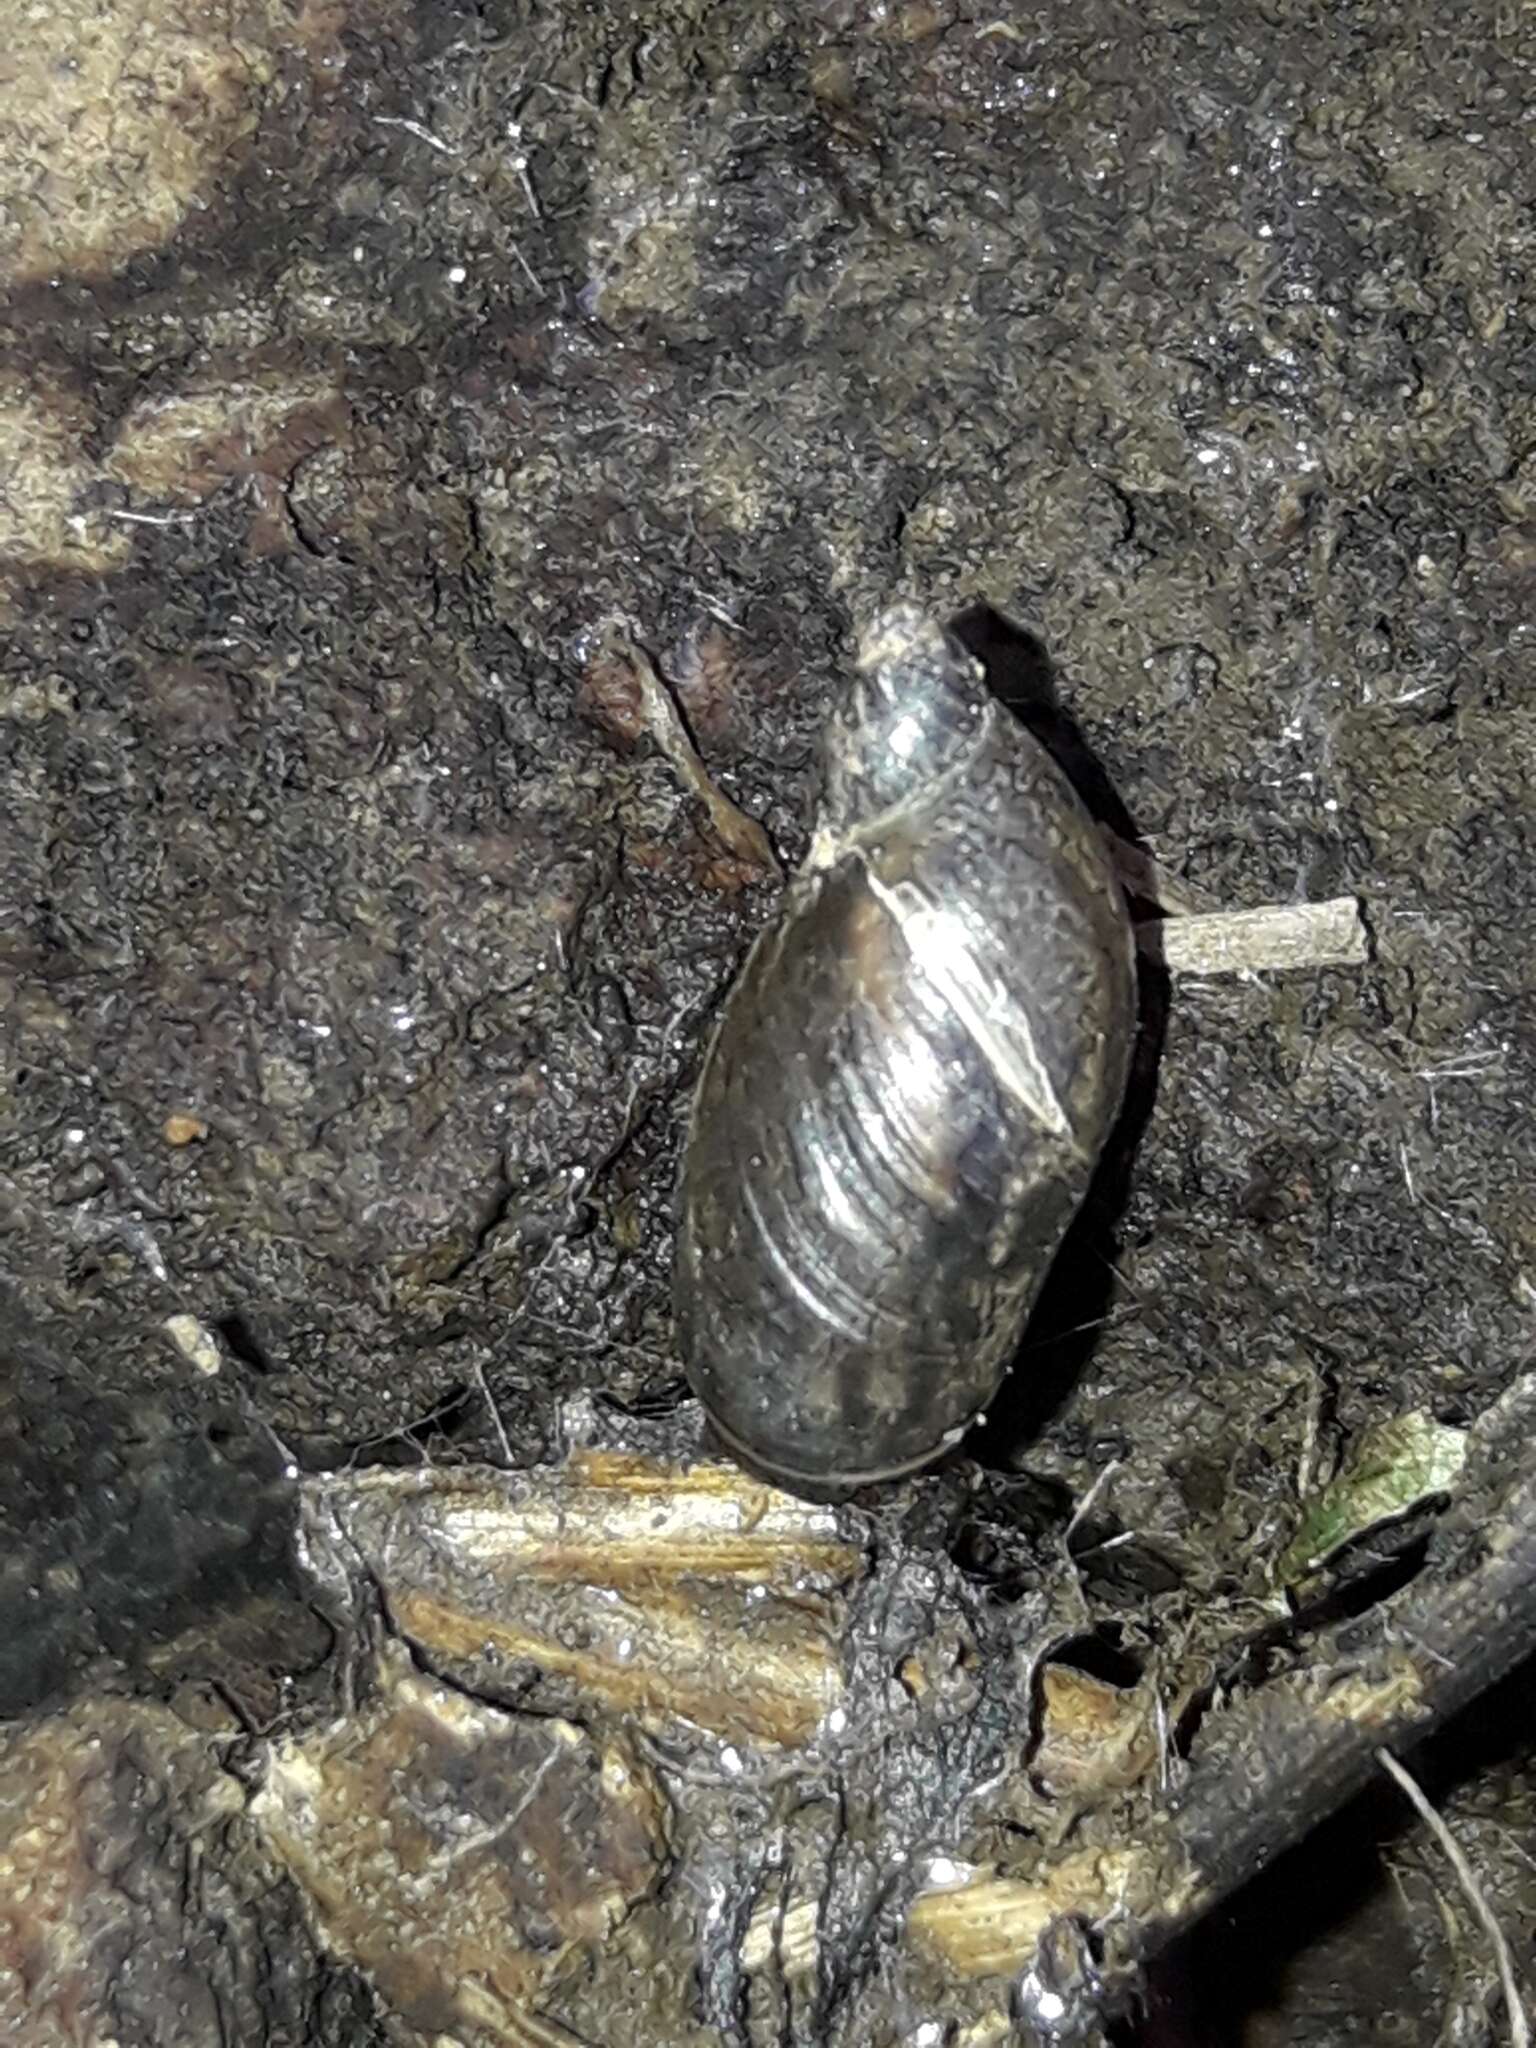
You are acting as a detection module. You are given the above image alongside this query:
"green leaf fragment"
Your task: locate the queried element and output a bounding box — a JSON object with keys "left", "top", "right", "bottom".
{"left": 1275, "top": 1410, "right": 1468, "bottom": 1589}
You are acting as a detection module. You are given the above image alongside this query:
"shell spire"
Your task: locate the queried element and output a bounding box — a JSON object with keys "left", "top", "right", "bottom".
{"left": 819, "top": 605, "right": 991, "bottom": 839}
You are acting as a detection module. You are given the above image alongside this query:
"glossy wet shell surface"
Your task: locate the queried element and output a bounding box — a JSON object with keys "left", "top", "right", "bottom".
{"left": 675, "top": 612, "right": 1135, "bottom": 1492}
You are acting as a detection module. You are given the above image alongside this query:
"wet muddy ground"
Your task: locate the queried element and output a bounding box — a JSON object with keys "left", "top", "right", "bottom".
{"left": 1, "top": 2, "right": 1533, "bottom": 2042}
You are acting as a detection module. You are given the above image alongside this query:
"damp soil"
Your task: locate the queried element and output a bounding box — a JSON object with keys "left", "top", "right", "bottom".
{"left": 1, "top": 2, "right": 1534, "bottom": 2043}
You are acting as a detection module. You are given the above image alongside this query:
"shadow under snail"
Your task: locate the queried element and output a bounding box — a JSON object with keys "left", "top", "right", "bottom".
{"left": 675, "top": 605, "right": 1135, "bottom": 1497}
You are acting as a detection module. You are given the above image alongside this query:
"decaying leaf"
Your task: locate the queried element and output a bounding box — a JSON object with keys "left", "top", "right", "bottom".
{"left": 284, "top": 1445, "right": 1020, "bottom": 2045}
{"left": 1275, "top": 1409, "right": 1469, "bottom": 1590}
{"left": 604, "top": 629, "right": 781, "bottom": 877}
{"left": 740, "top": 1894, "right": 821, "bottom": 1978}
{"left": 0, "top": 1699, "right": 309, "bottom": 2046}
{"left": 907, "top": 1846, "right": 1151, "bottom": 1980}
{"left": 1030, "top": 1663, "right": 1159, "bottom": 1800}
{"left": 251, "top": 1643, "right": 667, "bottom": 2048}
{"left": 301, "top": 1451, "right": 863, "bottom": 1747}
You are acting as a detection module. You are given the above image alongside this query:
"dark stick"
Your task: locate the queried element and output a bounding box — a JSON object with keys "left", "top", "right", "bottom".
{"left": 1007, "top": 1375, "right": 1536, "bottom": 2032}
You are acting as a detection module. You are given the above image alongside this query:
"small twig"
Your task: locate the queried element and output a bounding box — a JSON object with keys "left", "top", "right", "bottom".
{"left": 1140, "top": 896, "right": 1368, "bottom": 977}
{"left": 101, "top": 505, "right": 200, "bottom": 527}
{"left": 1152, "top": 1691, "right": 1173, "bottom": 1795}
{"left": 1072, "top": 1529, "right": 1137, "bottom": 1559}
{"left": 1063, "top": 1460, "right": 1123, "bottom": 1550}
{"left": 373, "top": 113, "right": 458, "bottom": 156}
{"left": 1376, "top": 1747, "right": 1529, "bottom": 2048}
{"left": 1294, "top": 1369, "right": 1326, "bottom": 1500}
{"left": 607, "top": 628, "right": 781, "bottom": 879}
{"left": 508, "top": 237, "right": 543, "bottom": 292}
{"left": 471, "top": 1360, "right": 513, "bottom": 1468}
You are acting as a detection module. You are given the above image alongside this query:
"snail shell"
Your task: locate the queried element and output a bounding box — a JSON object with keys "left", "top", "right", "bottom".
{"left": 674, "top": 606, "right": 1135, "bottom": 1495}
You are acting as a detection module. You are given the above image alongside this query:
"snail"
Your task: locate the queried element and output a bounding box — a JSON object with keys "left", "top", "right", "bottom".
{"left": 674, "top": 605, "right": 1135, "bottom": 1496}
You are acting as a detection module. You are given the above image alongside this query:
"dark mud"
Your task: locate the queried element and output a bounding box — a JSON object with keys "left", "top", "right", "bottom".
{"left": 1, "top": 2, "right": 1533, "bottom": 2041}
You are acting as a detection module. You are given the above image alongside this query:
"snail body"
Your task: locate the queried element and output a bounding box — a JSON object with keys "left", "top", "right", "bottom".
{"left": 675, "top": 607, "right": 1135, "bottom": 1495}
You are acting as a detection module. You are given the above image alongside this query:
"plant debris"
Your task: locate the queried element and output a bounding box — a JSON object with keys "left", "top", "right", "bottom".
{"left": 1275, "top": 1407, "right": 1470, "bottom": 1591}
